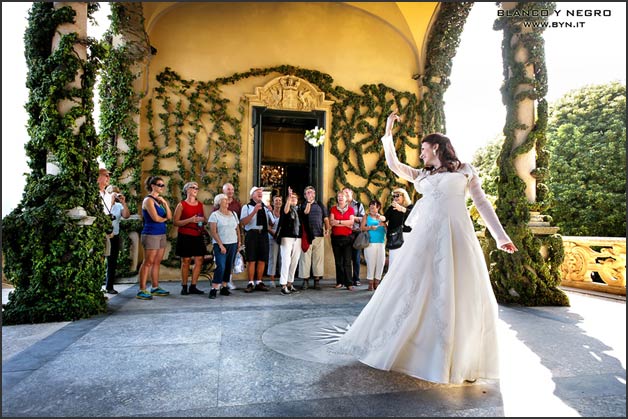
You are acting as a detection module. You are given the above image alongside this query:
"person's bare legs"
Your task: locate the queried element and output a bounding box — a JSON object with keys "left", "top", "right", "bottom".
{"left": 181, "top": 257, "right": 191, "bottom": 287}
{"left": 247, "top": 261, "right": 256, "bottom": 281}
{"left": 139, "top": 248, "right": 159, "bottom": 290}
{"left": 187, "top": 256, "right": 205, "bottom": 294}
{"left": 244, "top": 259, "right": 257, "bottom": 292}
{"left": 150, "top": 248, "right": 166, "bottom": 289}
{"left": 256, "top": 261, "right": 266, "bottom": 282}
{"left": 191, "top": 256, "right": 203, "bottom": 286}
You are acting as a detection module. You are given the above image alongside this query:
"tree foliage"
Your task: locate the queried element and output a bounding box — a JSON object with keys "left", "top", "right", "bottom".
{"left": 546, "top": 82, "right": 626, "bottom": 237}
{"left": 471, "top": 134, "right": 503, "bottom": 197}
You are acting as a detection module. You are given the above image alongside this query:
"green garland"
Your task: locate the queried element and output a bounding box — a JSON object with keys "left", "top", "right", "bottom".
{"left": 2, "top": 3, "right": 108, "bottom": 324}
{"left": 490, "top": 2, "right": 568, "bottom": 306}
{"left": 97, "top": 3, "right": 149, "bottom": 277}
{"left": 419, "top": 2, "right": 473, "bottom": 136}
{"left": 106, "top": 3, "right": 473, "bottom": 268}
{"left": 147, "top": 67, "right": 420, "bottom": 252}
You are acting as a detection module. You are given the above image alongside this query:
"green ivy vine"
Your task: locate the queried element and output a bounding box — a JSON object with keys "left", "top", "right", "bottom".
{"left": 127, "top": 4, "right": 473, "bottom": 266}
{"left": 490, "top": 2, "right": 568, "bottom": 306}
{"left": 2, "top": 2, "right": 108, "bottom": 324}
{"left": 97, "top": 2, "right": 149, "bottom": 277}
{"left": 147, "top": 66, "right": 420, "bottom": 258}
{"left": 419, "top": 2, "right": 473, "bottom": 136}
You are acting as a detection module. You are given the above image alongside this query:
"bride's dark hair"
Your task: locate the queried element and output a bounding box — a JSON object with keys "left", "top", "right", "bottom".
{"left": 421, "top": 133, "right": 461, "bottom": 172}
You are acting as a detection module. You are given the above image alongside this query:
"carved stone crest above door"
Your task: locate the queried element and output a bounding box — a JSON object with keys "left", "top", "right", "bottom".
{"left": 246, "top": 75, "right": 333, "bottom": 112}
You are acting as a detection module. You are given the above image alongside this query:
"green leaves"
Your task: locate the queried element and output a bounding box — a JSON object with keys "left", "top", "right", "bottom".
{"left": 547, "top": 82, "right": 626, "bottom": 237}
{"left": 3, "top": 3, "right": 107, "bottom": 324}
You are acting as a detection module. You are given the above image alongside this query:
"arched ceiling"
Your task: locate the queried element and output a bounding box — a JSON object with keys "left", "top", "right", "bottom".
{"left": 141, "top": 2, "right": 440, "bottom": 70}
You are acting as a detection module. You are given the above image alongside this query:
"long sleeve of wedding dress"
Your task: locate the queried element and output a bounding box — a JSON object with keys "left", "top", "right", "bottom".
{"left": 465, "top": 165, "right": 512, "bottom": 248}
{"left": 381, "top": 134, "right": 422, "bottom": 182}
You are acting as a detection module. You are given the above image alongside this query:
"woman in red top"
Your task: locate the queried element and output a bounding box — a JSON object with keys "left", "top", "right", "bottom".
{"left": 174, "top": 181, "right": 209, "bottom": 295}
{"left": 329, "top": 190, "right": 355, "bottom": 290}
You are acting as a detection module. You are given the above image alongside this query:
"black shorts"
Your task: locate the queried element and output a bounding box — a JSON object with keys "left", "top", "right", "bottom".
{"left": 244, "top": 230, "right": 269, "bottom": 262}
{"left": 175, "top": 233, "right": 207, "bottom": 257}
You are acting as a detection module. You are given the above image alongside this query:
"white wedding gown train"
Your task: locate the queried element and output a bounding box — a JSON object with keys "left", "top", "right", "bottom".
{"left": 331, "top": 134, "right": 512, "bottom": 385}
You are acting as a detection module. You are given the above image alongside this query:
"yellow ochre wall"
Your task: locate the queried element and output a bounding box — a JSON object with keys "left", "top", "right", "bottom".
{"left": 140, "top": 2, "right": 432, "bottom": 205}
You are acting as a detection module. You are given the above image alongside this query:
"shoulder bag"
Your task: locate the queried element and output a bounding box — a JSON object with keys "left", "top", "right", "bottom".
{"left": 352, "top": 230, "right": 370, "bottom": 250}
{"left": 386, "top": 225, "right": 404, "bottom": 250}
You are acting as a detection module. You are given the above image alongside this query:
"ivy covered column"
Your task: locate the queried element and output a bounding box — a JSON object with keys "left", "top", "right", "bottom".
{"left": 419, "top": 2, "right": 473, "bottom": 136}
{"left": 490, "top": 2, "right": 568, "bottom": 306}
{"left": 99, "top": 3, "right": 152, "bottom": 275}
{"left": 2, "top": 3, "right": 108, "bottom": 323}
{"left": 100, "top": 2, "right": 151, "bottom": 197}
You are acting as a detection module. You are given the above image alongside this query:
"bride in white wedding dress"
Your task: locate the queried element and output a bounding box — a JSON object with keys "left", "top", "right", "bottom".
{"left": 332, "top": 111, "right": 518, "bottom": 385}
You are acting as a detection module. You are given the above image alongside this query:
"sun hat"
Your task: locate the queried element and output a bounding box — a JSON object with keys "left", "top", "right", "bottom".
{"left": 249, "top": 186, "right": 263, "bottom": 196}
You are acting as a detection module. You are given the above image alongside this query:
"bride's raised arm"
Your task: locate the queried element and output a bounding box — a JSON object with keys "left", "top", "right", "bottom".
{"left": 381, "top": 111, "right": 421, "bottom": 183}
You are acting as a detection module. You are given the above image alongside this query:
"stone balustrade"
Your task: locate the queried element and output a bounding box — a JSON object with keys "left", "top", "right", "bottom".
{"left": 560, "top": 236, "right": 626, "bottom": 296}
{"left": 476, "top": 229, "right": 626, "bottom": 296}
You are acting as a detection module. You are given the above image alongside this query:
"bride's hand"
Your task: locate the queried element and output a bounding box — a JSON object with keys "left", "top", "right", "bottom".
{"left": 500, "top": 242, "right": 518, "bottom": 254}
{"left": 385, "top": 111, "right": 400, "bottom": 136}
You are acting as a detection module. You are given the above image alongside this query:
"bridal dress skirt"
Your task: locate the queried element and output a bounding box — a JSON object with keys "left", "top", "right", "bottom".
{"left": 332, "top": 174, "right": 500, "bottom": 385}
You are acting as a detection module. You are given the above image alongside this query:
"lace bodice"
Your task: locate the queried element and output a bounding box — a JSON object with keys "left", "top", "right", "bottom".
{"left": 381, "top": 134, "right": 512, "bottom": 247}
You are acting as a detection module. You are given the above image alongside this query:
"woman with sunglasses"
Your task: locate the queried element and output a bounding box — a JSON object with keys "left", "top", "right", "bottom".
{"left": 333, "top": 111, "right": 518, "bottom": 385}
{"left": 173, "top": 181, "right": 208, "bottom": 296}
{"left": 137, "top": 176, "right": 173, "bottom": 300}
{"left": 383, "top": 188, "right": 413, "bottom": 270}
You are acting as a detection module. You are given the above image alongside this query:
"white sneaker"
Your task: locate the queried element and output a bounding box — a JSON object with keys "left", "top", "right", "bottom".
{"left": 227, "top": 281, "right": 237, "bottom": 290}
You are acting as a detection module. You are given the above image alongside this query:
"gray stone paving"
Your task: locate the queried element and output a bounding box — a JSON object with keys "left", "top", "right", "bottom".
{"left": 2, "top": 280, "right": 625, "bottom": 417}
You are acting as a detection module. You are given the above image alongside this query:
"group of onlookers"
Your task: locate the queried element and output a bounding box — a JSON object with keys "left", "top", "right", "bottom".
{"left": 100, "top": 170, "right": 414, "bottom": 301}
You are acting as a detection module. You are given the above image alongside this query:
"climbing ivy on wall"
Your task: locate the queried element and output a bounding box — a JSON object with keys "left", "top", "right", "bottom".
{"left": 98, "top": 2, "right": 148, "bottom": 277}
{"left": 2, "top": 2, "right": 108, "bottom": 324}
{"left": 146, "top": 66, "right": 423, "bottom": 265}
{"left": 490, "top": 2, "right": 568, "bottom": 306}
{"left": 148, "top": 66, "right": 420, "bottom": 213}
{"left": 419, "top": 2, "right": 473, "bottom": 136}
{"left": 140, "top": 3, "right": 473, "bottom": 265}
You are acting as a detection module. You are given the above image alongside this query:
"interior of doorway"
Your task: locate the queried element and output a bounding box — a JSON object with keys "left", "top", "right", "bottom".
{"left": 257, "top": 109, "right": 324, "bottom": 205}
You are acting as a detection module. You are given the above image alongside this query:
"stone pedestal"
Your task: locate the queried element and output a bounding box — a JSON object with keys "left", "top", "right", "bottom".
{"left": 528, "top": 211, "right": 559, "bottom": 235}
{"left": 528, "top": 211, "right": 560, "bottom": 259}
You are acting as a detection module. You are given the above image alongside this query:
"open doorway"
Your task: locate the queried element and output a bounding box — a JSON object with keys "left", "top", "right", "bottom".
{"left": 252, "top": 107, "right": 325, "bottom": 203}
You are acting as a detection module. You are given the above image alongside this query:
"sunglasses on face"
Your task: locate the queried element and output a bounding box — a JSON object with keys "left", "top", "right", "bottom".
{"left": 393, "top": 194, "right": 401, "bottom": 198}
{"left": 154, "top": 183, "right": 165, "bottom": 187}
{"left": 188, "top": 186, "right": 199, "bottom": 190}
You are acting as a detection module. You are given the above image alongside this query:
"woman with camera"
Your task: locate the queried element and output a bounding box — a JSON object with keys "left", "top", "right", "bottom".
{"left": 383, "top": 188, "right": 413, "bottom": 270}
{"left": 105, "top": 186, "right": 130, "bottom": 294}
{"left": 98, "top": 168, "right": 130, "bottom": 295}
{"left": 173, "top": 181, "right": 208, "bottom": 295}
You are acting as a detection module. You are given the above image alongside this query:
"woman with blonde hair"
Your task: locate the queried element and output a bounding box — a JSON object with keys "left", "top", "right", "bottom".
{"left": 383, "top": 187, "right": 413, "bottom": 269}
{"left": 267, "top": 194, "right": 283, "bottom": 288}
{"left": 329, "top": 189, "right": 355, "bottom": 290}
{"left": 173, "top": 181, "right": 208, "bottom": 295}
